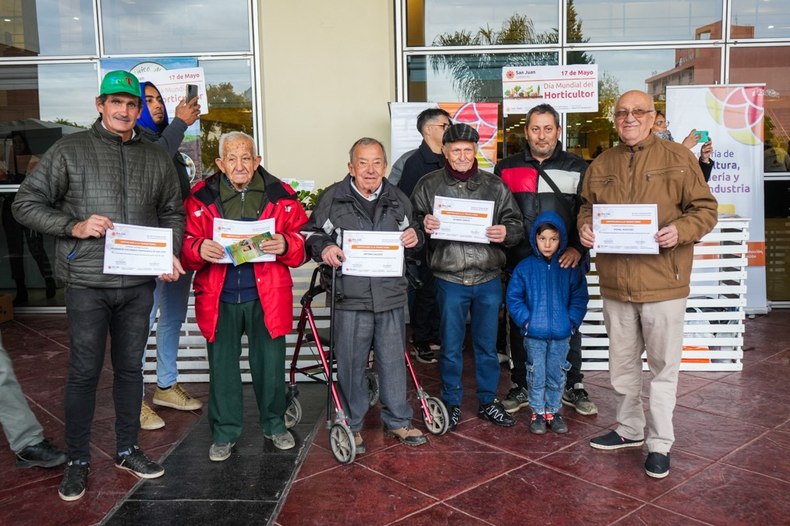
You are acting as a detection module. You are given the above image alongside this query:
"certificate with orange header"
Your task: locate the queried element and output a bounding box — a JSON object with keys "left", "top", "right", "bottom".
{"left": 103, "top": 223, "right": 173, "bottom": 275}
{"left": 592, "top": 204, "right": 658, "bottom": 254}
{"left": 341, "top": 230, "right": 404, "bottom": 277}
{"left": 432, "top": 196, "right": 494, "bottom": 244}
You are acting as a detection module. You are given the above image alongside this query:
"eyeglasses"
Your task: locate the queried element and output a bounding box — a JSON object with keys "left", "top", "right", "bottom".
{"left": 613, "top": 109, "right": 654, "bottom": 120}
{"left": 429, "top": 122, "right": 451, "bottom": 130}
{"left": 655, "top": 120, "right": 669, "bottom": 126}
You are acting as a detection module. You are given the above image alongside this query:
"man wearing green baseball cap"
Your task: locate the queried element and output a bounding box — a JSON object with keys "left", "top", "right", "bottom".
{"left": 12, "top": 69, "right": 186, "bottom": 501}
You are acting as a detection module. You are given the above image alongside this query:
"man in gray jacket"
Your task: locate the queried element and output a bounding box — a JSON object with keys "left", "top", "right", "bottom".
{"left": 411, "top": 124, "right": 524, "bottom": 431}
{"left": 305, "top": 137, "right": 427, "bottom": 453}
{"left": 12, "top": 70, "right": 185, "bottom": 501}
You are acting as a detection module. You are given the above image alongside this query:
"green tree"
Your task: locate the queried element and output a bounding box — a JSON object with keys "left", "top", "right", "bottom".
{"left": 200, "top": 82, "right": 253, "bottom": 175}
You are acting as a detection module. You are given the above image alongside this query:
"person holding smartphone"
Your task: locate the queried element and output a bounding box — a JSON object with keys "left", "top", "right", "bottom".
{"left": 136, "top": 81, "right": 203, "bottom": 431}
{"left": 652, "top": 111, "right": 714, "bottom": 182}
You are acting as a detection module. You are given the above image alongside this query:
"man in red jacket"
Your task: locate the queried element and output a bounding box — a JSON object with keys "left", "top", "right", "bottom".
{"left": 181, "top": 132, "right": 307, "bottom": 462}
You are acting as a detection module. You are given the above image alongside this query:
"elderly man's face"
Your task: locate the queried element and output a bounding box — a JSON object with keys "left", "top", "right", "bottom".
{"left": 216, "top": 137, "right": 261, "bottom": 191}
{"left": 349, "top": 143, "right": 387, "bottom": 197}
{"left": 144, "top": 85, "right": 166, "bottom": 127}
{"left": 613, "top": 90, "right": 656, "bottom": 146}
{"left": 443, "top": 140, "right": 477, "bottom": 173}
{"left": 525, "top": 112, "right": 560, "bottom": 162}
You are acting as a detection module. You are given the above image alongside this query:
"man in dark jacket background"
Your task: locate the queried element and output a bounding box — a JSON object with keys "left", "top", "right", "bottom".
{"left": 397, "top": 108, "right": 452, "bottom": 364}
{"left": 136, "top": 81, "right": 203, "bottom": 431}
{"left": 305, "top": 137, "right": 427, "bottom": 453}
{"left": 12, "top": 70, "right": 185, "bottom": 501}
{"left": 495, "top": 103, "right": 597, "bottom": 417}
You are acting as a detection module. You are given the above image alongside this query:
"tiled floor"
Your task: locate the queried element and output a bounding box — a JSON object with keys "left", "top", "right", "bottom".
{"left": 1, "top": 311, "right": 789, "bottom": 526}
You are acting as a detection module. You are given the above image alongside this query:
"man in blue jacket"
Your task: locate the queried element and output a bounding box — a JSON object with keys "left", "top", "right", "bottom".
{"left": 136, "top": 81, "right": 203, "bottom": 430}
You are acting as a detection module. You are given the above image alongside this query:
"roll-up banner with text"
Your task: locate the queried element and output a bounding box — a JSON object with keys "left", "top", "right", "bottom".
{"left": 666, "top": 84, "right": 767, "bottom": 313}
{"left": 389, "top": 102, "right": 500, "bottom": 169}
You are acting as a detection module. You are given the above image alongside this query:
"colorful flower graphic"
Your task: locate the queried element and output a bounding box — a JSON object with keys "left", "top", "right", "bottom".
{"left": 440, "top": 102, "right": 499, "bottom": 167}
{"left": 706, "top": 87, "right": 764, "bottom": 146}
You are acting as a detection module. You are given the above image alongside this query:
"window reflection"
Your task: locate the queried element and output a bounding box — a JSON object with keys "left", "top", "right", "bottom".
{"left": 101, "top": 0, "right": 251, "bottom": 55}
{"left": 571, "top": 0, "right": 723, "bottom": 43}
{"left": 0, "top": 63, "right": 96, "bottom": 307}
{"left": 731, "top": 0, "right": 790, "bottom": 39}
{"left": 407, "top": 53, "right": 559, "bottom": 103}
{"left": 0, "top": 0, "right": 96, "bottom": 57}
{"left": 565, "top": 48, "right": 721, "bottom": 159}
{"left": 406, "top": 0, "right": 559, "bottom": 48}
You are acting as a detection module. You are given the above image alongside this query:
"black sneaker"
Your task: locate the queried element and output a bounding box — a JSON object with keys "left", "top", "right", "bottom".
{"left": 501, "top": 385, "right": 529, "bottom": 414}
{"left": 562, "top": 383, "right": 598, "bottom": 416}
{"left": 590, "top": 430, "right": 644, "bottom": 450}
{"left": 645, "top": 452, "right": 670, "bottom": 479}
{"left": 546, "top": 413, "right": 568, "bottom": 434}
{"left": 529, "top": 413, "right": 546, "bottom": 434}
{"left": 411, "top": 342, "right": 437, "bottom": 364}
{"left": 478, "top": 399, "right": 516, "bottom": 427}
{"left": 115, "top": 446, "right": 165, "bottom": 479}
{"left": 58, "top": 461, "right": 89, "bottom": 501}
{"left": 447, "top": 405, "right": 462, "bottom": 431}
{"left": 16, "top": 440, "right": 67, "bottom": 469}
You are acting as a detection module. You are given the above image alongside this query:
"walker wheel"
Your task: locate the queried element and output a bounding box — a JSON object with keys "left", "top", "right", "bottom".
{"left": 284, "top": 397, "right": 302, "bottom": 429}
{"left": 366, "top": 370, "right": 380, "bottom": 407}
{"left": 424, "top": 397, "right": 450, "bottom": 435}
{"left": 329, "top": 423, "right": 356, "bottom": 464}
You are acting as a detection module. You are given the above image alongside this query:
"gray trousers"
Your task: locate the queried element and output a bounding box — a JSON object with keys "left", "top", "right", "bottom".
{"left": 603, "top": 296, "right": 687, "bottom": 453}
{"left": 0, "top": 333, "right": 44, "bottom": 453}
{"left": 334, "top": 307, "right": 413, "bottom": 432}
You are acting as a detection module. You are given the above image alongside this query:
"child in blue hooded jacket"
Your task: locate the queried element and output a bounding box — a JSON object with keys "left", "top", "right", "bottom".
{"left": 506, "top": 210, "right": 589, "bottom": 434}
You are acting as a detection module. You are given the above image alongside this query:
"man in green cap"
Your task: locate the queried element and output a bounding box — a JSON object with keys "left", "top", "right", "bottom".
{"left": 12, "top": 70, "right": 185, "bottom": 501}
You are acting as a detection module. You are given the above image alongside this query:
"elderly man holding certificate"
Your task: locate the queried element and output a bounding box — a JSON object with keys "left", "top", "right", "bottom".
{"left": 181, "top": 131, "right": 308, "bottom": 461}
{"left": 411, "top": 123, "right": 524, "bottom": 432}
{"left": 578, "top": 90, "right": 718, "bottom": 479}
{"left": 305, "top": 137, "right": 427, "bottom": 453}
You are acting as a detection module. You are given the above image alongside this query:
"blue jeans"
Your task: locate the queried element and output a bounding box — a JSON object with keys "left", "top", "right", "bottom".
{"left": 525, "top": 336, "right": 570, "bottom": 414}
{"left": 143, "top": 272, "right": 194, "bottom": 390}
{"left": 435, "top": 277, "right": 502, "bottom": 406}
{"left": 333, "top": 307, "right": 412, "bottom": 432}
{"left": 65, "top": 281, "right": 155, "bottom": 461}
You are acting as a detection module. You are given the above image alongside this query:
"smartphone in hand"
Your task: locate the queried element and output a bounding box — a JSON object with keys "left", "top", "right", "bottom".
{"left": 696, "top": 130, "right": 709, "bottom": 143}
{"left": 186, "top": 84, "right": 198, "bottom": 102}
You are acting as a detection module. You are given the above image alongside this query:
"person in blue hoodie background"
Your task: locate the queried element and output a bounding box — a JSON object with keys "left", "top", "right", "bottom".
{"left": 506, "top": 210, "right": 588, "bottom": 435}
{"left": 137, "top": 81, "right": 203, "bottom": 430}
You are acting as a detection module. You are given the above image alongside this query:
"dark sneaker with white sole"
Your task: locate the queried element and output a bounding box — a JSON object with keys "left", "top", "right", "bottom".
{"left": 645, "top": 452, "right": 670, "bottom": 478}
{"left": 478, "top": 399, "right": 516, "bottom": 427}
{"left": 501, "top": 385, "right": 530, "bottom": 414}
{"left": 562, "top": 383, "right": 598, "bottom": 415}
{"left": 115, "top": 446, "right": 164, "bottom": 479}
{"left": 447, "top": 405, "right": 462, "bottom": 431}
{"left": 411, "top": 342, "right": 437, "bottom": 364}
{"left": 590, "top": 430, "right": 644, "bottom": 450}
{"left": 58, "top": 461, "right": 90, "bottom": 501}
{"left": 16, "top": 440, "right": 67, "bottom": 469}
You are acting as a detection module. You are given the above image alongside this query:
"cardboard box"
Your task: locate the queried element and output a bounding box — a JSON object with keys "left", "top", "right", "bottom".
{"left": 0, "top": 294, "right": 13, "bottom": 324}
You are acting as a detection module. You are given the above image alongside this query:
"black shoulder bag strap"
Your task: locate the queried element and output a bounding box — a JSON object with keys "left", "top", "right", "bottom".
{"left": 531, "top": 162, "right": 574, "bottom": 219}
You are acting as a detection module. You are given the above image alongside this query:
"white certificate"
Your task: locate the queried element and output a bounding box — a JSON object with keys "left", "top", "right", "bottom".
{"left": 592, "top": 204, "right": 659, "bottom": 254}
{"left": 103, "top": 223, "right": 173, "bottom": 275}
{"left": 341, "top": 230, "right": 404, "bottom": 277}
{"left": 431, "top": 196, "right": 494, "bottom": 244}
{"left": 213, "top": 218, "right": 276, "bottom": 263}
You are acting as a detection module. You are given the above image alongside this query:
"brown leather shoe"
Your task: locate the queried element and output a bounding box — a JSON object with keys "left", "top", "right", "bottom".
{"left": 383, "top": 425, "right": 427, "bottom": 446}
{"left": 353, "top": 432, "right": 365, "bottom": 454}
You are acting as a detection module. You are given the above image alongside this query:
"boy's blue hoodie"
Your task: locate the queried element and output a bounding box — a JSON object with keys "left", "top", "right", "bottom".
{"left": 506, "top": 210, "right": 589, "bottom": 339}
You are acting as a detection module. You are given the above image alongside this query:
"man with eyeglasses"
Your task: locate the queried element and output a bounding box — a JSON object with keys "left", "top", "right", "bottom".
{"left": 495, "top": 103, "right": 595, "bottom": 418}
{"left": 578, "top": 90, "right": 718, "bottom": 479}
{"left": 411, "top": 123, "right": 524, "bottom": 431}
{"left": 398, "top": 108, "right": 453, "bottom": 364}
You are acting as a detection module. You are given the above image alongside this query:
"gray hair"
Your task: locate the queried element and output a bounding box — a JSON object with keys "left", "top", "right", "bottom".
{"left": 348, "top": 137, "right": 388, "bottom": 165}
{"left": 219, "top": 131, "right": 258, "bottom": 157}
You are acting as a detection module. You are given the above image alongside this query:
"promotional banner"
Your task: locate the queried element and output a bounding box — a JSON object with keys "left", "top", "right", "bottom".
{"left": 667, "top": 84, "right": 767, "bottom": 313}
{"left": 389, "top": 102, "right": 499, "bottom": 169}
{"left": 102, "top": 58, "right": 204, "bottom": 180}
{"left": 502, "top": 65, "right": 598, "bottom": 115}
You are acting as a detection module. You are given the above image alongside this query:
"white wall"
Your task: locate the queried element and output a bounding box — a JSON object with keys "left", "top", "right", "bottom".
{"left": 258, "top": 0, "right": 396, "bottom": 190}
